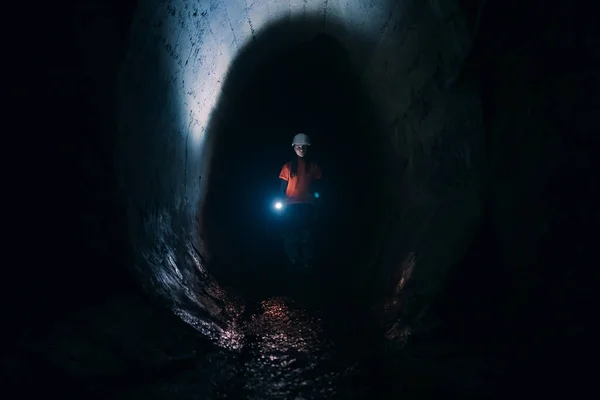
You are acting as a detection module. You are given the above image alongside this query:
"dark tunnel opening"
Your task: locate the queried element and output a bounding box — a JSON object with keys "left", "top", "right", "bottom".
{"left": 203, "top": 29, "right": 388, "bottom": 302}
{"left": 5, "top": 0, "right": 598, "bottom": 398}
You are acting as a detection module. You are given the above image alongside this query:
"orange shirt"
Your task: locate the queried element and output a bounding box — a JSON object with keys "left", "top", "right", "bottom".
{"left": 279, "top": 158, "right": 322, "bottom": 204}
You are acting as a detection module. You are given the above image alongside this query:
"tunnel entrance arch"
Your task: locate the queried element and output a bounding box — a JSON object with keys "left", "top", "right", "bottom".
{"left": 201, "top": 21, "right": 391, "bottom": 301}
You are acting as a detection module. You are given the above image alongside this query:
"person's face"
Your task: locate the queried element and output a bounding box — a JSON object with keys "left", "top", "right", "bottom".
{"left": 294, "top": 144, "right": 308, "bottom": 157}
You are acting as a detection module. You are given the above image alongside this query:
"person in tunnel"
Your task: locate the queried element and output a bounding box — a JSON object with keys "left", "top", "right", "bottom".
{"left": 279, "top": 133, "right": 322, "bottom": 269}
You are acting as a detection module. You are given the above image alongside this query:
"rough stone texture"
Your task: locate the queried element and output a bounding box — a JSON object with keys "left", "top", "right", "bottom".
{"left": 116, "top": 0, "right": 482, "bottom": 334}
{"left": 7, "top": 0, "right": 597, "bottom": 398}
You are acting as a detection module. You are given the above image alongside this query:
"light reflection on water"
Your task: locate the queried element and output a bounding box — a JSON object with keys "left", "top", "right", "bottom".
{"left": 173, "top": 307, "right": 245, "bottom": 351}
{"left": 177, "top": 295, "right": 370, "bottom": 399}
{"left": 233, "top": 297, "right": 350, "bottom": 399}
{"left": 165, "top": 241, "right": 387, "bottom": 398}
{"left": 141, "top": 220, "right": 404, "bottom": 397}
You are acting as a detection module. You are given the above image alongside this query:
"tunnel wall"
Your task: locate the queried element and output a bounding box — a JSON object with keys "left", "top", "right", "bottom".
{"left": 116, "top": 0, "right": 483, "bottom": 332}
{"left": 359, "top": 0, "right": 485, "bottom": 321}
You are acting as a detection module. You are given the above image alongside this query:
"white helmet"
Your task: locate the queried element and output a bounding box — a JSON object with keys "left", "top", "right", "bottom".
{"left": 292, "top": 133, "right": 311, "bottom": 146}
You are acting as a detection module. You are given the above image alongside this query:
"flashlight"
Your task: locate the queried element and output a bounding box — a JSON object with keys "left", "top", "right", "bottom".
{"left": 273, "top": 198, "right": 285, "bottom": 212}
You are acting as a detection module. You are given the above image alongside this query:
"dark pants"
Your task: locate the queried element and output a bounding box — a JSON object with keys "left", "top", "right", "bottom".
{"left": 283, "top": 203, "right": 317, "bottom": 268}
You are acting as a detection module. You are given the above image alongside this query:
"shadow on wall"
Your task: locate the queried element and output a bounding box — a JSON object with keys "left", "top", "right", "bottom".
{"left": 117, "top": 0, "right": 485, "bottom": 332}
{"left": 199, "top": 16, "right": 391, "bottom": 299}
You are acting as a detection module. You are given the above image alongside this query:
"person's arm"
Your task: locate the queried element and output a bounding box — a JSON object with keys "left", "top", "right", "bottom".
{"left": 279, "top": 163, "right": 290, "bottom": 201}
{"left": 312, "top": 163, "right": 323, "bottom": 200}
{"left": 280, "top": 179, "right": 288, "bottom": 198}
{"left": 312, "top": 179, "right": 322, "bottom": 198}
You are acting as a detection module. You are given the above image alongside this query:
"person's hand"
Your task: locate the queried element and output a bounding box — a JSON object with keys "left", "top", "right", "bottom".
{"left": 313, "top": 193, "right": 322, "bottom": 212}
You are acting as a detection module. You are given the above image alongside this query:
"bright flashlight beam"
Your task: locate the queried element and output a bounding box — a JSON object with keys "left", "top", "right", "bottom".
{"left": 274, "top": 201, "right": 283, "bottom": 210}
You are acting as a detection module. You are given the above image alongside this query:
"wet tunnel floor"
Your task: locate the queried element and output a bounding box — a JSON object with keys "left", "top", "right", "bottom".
{"left": 186, "top": 258, "right": 390, "bottom": 398}
{"left": 6, "top": 222, "right": 502, "bottom": 400}
{"left": 105, "top": 273, "right": 499, "bottom": 400}
{"left": 8, "top": 271, "right": 503, "bottom": 400}
{"left": 114, "top": 293, "right": 397, "bottom": 400}
{"left": 212, "top": 296, "right": 386, "bottom": 399}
